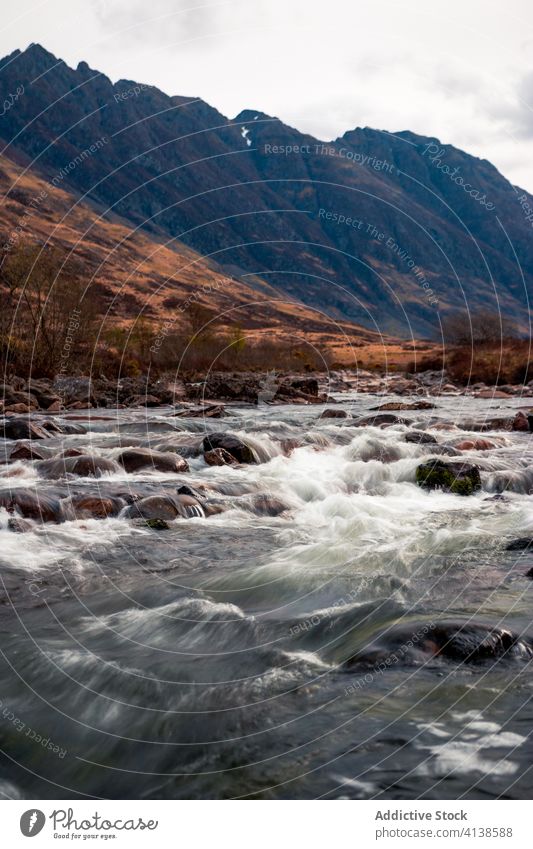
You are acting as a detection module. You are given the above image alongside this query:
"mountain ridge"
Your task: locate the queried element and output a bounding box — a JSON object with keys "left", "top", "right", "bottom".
{"left": 1, "top": 43, "right": 531, "bottom": 337}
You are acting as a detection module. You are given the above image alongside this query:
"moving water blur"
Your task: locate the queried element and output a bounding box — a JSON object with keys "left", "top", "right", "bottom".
{"left": 1, "top": 393, "right": 533, "bottom": 799}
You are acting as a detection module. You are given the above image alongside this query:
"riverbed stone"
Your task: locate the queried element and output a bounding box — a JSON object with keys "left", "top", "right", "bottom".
{"left": 0, "top": 418, "right": 50, "bottom": 440}
{"left": 202, "top": 432, "right": 257, "bottom": 464}
{"left": 38, "top": 454, "right": 120, "bottom": 479}
{"left": 415, "top": 459, "right": 481, "bottom": 495}
{"left": 117, "top": 448, "right": 189, "bottom": 473}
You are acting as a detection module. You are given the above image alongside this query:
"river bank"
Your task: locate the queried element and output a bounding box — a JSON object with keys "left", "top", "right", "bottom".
{"left": 3, "top": 368, "right": 533, "bottom": 416}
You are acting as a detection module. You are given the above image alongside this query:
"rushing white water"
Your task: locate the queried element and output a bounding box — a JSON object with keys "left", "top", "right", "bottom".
{"left": 1, "top": 393, "right": 533, "bottom": 799}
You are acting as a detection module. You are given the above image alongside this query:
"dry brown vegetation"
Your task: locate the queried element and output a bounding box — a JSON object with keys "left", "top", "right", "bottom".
{"left": 0, "top": 150, "right": 423, "bottom": 378}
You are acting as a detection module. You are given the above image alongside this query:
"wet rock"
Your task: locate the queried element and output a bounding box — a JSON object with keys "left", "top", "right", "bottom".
{"left": 374, "top": 401, "right": 435, "bottom": 411}
{"left": 188, "top": 374, "right": 259, "bottom": 403}
{"left": 7, "top": 516, "right": 33, "bottom": 533}
{"left": 175, "top": 493, "right": 205, "bottom": 518}
{"left": 320, "top": 408, "right": 348, "bottom": 419}
{"left": 204, "top": 447, "right": 238, "bottom": 466}
{"left": 526, "top": 567, "right": 533, "bottom": 579}
{"left": 40, "top": 420, "right": 63, "bottom": 433}
{"left": 154, "top": 440, "right": 202, "bottom": 459}
{"left": 249, "top": 493, "right": 290, "bottom": 516}
{"left": 0, "top": 490, "right": 63, "bottom": 523}
{"left": 454, "top": 438, "right": 496, "bottom": 451}
{"left": 68, "top": 495, "right": 126, "bottom": 519}
{"left": 124, "top": 495, "right": 180, "bottom": 521}
{"left": 476, "top": 389, "right": 513, "bottom": 399}
{"left": 506, "top": 538, "right": 533, "bottom": 551}
{"left": 145, "top": 518, "right": 170, "bottom": 530}
{"left": 289, "top": 377, "right": 319, "bottom": 396}
{"left": 117, "top": 448, "right": 189, "bottom": 473}
{"left": 280, "top": 438, "right": 302, "bottom": 456}
{"left": 513, "top": 411, "right": 530, "bottom": 432}
{"left": 461, "top": 417, "right": 514, "bottom": 432}
{"left": 0, "top": 418, "right": 50, "bottom": 440}
{"left": 9, "top": 443, "right": 47, "bottom": 461}
{"left": 202, "top": 432, "right": 257, "bottom": 464}
{"left": 176, "top": 484, "right": 206, "bottom": 498}
{"left": 24, "top": 381, "right": 62, "bottom": 410}
{"left": 344, "top": 621, "right": 533, "bottom": 670}
{"left": 415, "top": 459, "right": 481, "bottom": 495}
{"left": 38, "top": 454, "right": 120, "bottom": 479}
{"left": 0, "top": 384, "right": 38, "bottom": 408}
{"left": 49, "top": 422, "right": 87, "bottom": 435}
{"left": 429, "top": 622, "right": 533, "bottom": 662}
{"left": 4, "top": 403, "right": 33, "bottom": 414}
{"left": 52, "top": 376, "right": 97, "bottom": 407}
{"left": 353, "top": 413, "right": 407, "bottom": 428}
{"left": 172, "top": 404, "right": 225, "bottom": 418}
{"left": 428, "top": 422, "right": 460, "bottom": 432}
{"left": 59, "top": 447, "right": 84, "bottom": 458}
{"left": 404, "top": 431, "right": 438, "bottom": 445}
{"left": 188, "top": 373, "right": 323, "bottom": 404}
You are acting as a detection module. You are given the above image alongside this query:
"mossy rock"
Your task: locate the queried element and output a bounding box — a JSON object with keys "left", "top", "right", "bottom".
{"left": 145, "top": 518, "right": 170, "bottom": 530}
{"left": 415, "top": 459, "right": 481, "bottom": 496}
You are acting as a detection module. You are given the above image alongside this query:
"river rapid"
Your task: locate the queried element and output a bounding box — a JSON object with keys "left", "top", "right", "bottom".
{"left": 1, "top": 392, "right": 533, "bottom": 800}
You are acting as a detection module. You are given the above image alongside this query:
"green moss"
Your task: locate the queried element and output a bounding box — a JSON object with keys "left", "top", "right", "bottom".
{"left": 416, "top": 459, "right": 481, "bottom": 496}
{"left": 145, "top": 518, "right": 170, "bottom": 530}
{"left": 450, "top": 477, "right": 474, "bottom": 496}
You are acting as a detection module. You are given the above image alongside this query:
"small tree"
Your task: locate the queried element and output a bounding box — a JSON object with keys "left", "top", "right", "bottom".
{"left": 442, "top": 309, "right": 518, "bottom": 347}
{"left": 0, "top": 240, "right": 100, "bottom": 377}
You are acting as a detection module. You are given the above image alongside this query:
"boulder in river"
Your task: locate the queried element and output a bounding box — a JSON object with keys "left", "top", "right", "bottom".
{"left": 374, "top": 400, "right": 435, "bottom": 411}
{"left": 506, "top": 538, "right": 533, "bottom": 551}
{"left": 344, "top": 621, "right": 533, "bottom": 670}
{"left": 117, "top": 448, "right": 189, "bottom": 473}
{"left": 415, "top": 458, "right": 481, "bottom": 495}
{"left": 59, "top": 447, "right": 84, "bottom": 458}
{"left": 202, "top": 432, "right": 257, "bottom": 464}
{"left": 0, "top": 418, "right": 50, "bottom": 440}
{"left": 204, "top": 447, "right": 238, "bottom": 466}
{"left": 124, "top": 495, "right": 180, "bottom": 521}
{"left": 454, "top": 438, "right": 496, "bottom": 451}
{"left": 172, "top": 404, "right": 225, "bottom": 418}
{"left": 428, "top": 622, "right": 533, "bottom": 662}
{"left": 512, "top": 411, "right": 530, "bottom": 431}
{"left": 319, "top": 408, "right": 348, "bottom": 419}
{"left": 353, "top": 413, "right": 407, "bottom": 428}
{"left": 144, "top": 518, "right": 170, "bottom": 530}
{"left": 0, "top": 490, "right": 63, "bottom": 523}
{"left": 249, "top": 493, "right": 291, "bottom": 516}
{"left": 404, "top": 431, "right": 437, "bottom": 445}
{"left": 68, "top": 495, "right": 126, "bottom": 519}
{"left": 9, "top": 443, "right": 48, "bottom": 461}
{"left": 38, "top": 454, "right": 120, "bottom": 479}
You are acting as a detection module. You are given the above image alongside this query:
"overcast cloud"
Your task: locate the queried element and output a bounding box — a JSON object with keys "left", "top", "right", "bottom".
{"left": 1, "top": 0, "right": 532, "bottom": 189}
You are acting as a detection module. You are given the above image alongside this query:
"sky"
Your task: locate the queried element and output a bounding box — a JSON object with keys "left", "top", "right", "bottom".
{"left": 1, "top": 0, "right": 533, "bottom": 190}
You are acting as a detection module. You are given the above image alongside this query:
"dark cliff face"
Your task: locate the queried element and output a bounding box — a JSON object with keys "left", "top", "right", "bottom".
{"left": 1, "top": 43, "right": 531, "bottom": 337}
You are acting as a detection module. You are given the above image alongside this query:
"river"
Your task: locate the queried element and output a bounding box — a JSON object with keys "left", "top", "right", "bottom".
{"left": 1, "top": 392, "right": 533, "bottom": 799}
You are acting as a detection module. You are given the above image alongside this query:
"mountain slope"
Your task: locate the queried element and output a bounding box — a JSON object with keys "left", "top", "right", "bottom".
{"left": 0, "top": 148, "right": 391, "bottom": 368}
{"left": 0, "top": 43, "right": 531, "bottom": 337}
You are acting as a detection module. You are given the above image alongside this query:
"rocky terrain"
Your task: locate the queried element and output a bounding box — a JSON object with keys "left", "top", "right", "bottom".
{"left": 3, "top": 369, "right": 533, "bottom": 416}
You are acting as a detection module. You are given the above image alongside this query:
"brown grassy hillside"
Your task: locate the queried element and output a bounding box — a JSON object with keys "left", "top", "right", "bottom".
{"left": 0, "top": 151, "right": 427, "bottom": 371}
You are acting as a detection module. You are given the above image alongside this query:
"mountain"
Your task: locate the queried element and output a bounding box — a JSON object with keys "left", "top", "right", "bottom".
{"left": 0, "top": 139, "right": 395, "bottom": 370}
{"left": 1, "top": 43, "right": 532, "bottom": 337}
